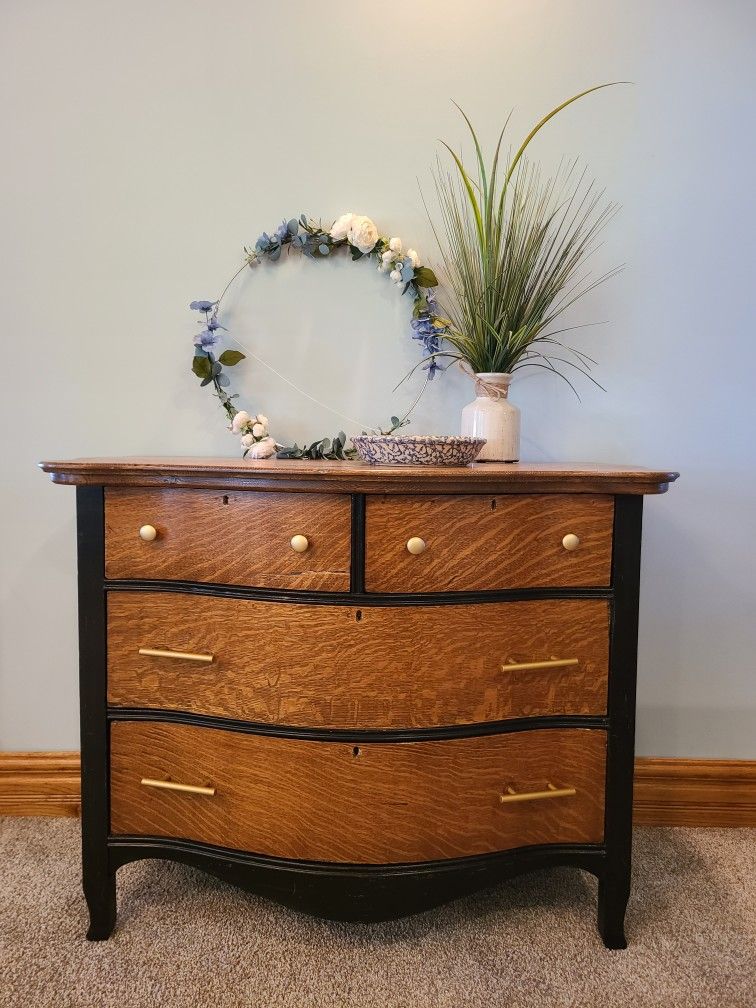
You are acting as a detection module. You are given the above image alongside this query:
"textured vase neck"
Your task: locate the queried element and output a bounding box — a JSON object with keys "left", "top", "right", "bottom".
{"left": 474, "top": 372, "right": 511, "bottom": 400}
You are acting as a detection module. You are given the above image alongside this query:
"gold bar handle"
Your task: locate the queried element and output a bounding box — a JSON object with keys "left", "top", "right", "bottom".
{"left": 138, "top": 647, "right": 214, "bottom": 664}
{"left": 501, "top": 657, "right": 579, "bottom": 673}
{"left": 499, "top": 783, "right": 577, "bottom": 804}
{"left": 141, "top": 777, "right": 216, "bottom": 796}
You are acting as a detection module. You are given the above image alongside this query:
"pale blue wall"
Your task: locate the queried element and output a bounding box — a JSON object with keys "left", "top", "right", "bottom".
{"left": 1, "top": 0, "right": 754, "bottom": 754}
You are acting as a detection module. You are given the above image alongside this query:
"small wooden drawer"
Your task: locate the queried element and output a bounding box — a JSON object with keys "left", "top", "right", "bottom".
{"left": 107, "top": 592, "right": 609, "bottom": 726}
{"left": 365, "top": 494, "right": 614, "bottom": 593}
{"left": 110, "top": 721, "right": 606, "bottom": 863}
{"left": 104, "top": 488, "right": 351, "bottom": 590}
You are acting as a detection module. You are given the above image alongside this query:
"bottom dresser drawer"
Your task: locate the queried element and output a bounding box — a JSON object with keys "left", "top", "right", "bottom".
{"left": 110, "top": 722, "right": 606, "bottom": 863}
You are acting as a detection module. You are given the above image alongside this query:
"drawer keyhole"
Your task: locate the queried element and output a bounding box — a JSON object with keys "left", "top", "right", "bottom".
{"left": 352, "top": 746, "right": 361, "bottom": 757}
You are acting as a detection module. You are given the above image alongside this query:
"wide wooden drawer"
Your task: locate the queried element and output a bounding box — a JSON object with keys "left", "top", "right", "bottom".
{"left": 110, "top": 722, "right": 606, "bottom": 862}
{"left": 107, "top": 592, "right": 609, "bottom": 727}
{"left": 365, "top": 494, "right": 614, "bottom": 592}
{"left": 105, "top": 487, "right": 351, "bottom": 590}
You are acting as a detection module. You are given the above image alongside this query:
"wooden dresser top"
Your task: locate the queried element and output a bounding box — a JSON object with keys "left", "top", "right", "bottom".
{"left": 39, "top": 457, "right": 678, "bottom": 495}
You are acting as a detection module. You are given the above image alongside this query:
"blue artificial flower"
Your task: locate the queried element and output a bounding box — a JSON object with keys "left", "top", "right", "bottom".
{"left": 275, "top": 220, "right": 289, "bottom": 242}
{"left": 255, "top": 233, "right": 272, "bottom": 253}
{"left": 189, "top": 299, "right": 218, "bottom": 312}
{"left": 410, "top": 314, "right": 445, "bottom": 379}
{"left": 423, "top": 357, "right": 442, "bottom": 380}
{"left": 193, "top": 329, "right": 218, "bottom": 350}
{"left": 206, "top": 315, "right": 226, "bottom": 332}
{"left": 410, "top": 314, "right": 435, "bottom": 342}
{"left": 425, "top": 289, "right": 438, "bottom": 312}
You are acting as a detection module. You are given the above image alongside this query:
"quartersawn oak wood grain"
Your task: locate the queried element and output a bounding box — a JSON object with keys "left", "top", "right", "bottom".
{"left": 40, "top": 458, "right": 680, "bottom": 495}
{"left": 365, "top": 494, "right": 614, "bottom": 593}
{"left": 105, "top": 487, "right": 351, "bottom": 590}
{"left": 110, "top": 722, "right": 607, "bottom": 862}
{"left": 108, "top": 593, "right": 609, "bottom": 726}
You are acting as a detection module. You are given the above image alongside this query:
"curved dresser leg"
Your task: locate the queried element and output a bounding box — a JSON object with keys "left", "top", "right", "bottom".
{"left": 597, "top": 876, "right": 629, "bottom": 950}
{"left": 84, "top": 871, "right": 117, "bottom": 941}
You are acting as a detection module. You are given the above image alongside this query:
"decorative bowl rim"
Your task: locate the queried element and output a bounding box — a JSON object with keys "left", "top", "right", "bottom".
{"left": 352, "top": 434, "right": 486, "bottom": 446}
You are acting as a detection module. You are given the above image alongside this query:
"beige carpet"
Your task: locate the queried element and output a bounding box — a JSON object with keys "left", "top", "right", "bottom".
{"left": 1, "top": 818, "right": 754, "bottom": 1008}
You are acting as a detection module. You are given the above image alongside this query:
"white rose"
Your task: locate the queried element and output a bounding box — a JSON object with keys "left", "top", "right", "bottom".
{"left": 389, "top": 237, "right": 403, "bottom": 253}
{"left": 247, "top": 436, "right": 277, "bottom": 459}
{"left": 255, "top": 414, "right": 269, "bottom": 426}
{"left": 348, "top": 215, "right": 379, "bottom": 254}
{"left": 381, "top": 249, "right": 394, "bottom": 264}
{"left": 231, "top": 411, "right": 251, "bottom": 434}
{"left": 330, "top": 213, "right": 355, "bottom": 241}
{"left": 389, "top": 269, "right": 402, "bottom": 282}
{"left": 252, "top": 422, "right": 265, "bottom": 437}
{"left": 407, "top": 248, "right": 419, "bottom": 267}
{"left": 240, "top": 433, "right": 255, "bottom": 447}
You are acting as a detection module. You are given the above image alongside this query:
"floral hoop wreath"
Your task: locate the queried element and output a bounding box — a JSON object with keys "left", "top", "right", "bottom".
{"left": 190, "top": 213, "right": 450, "bottom": 459}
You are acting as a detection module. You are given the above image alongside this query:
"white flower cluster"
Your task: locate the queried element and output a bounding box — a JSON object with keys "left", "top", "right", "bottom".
{"left": 378, "top": 236, "right": 420, "bottom": 287}
{"left": 329, "top": 213, "right": 421, "bottom": 288}
{"left": 229, "top": 411, "right": 277, "bottom": 459}
{"left": 329, "top": 213, "right": 379, "bottom": 254}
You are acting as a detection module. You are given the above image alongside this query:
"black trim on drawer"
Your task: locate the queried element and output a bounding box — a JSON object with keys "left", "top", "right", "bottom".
{"left": 107, "top": 706, "right": 608, "bottom": 742}
{"left": 350, "top": 493, "right": 366, "bottom": 593}
{"left": 103, "top": 579, "right": 612, "bottom": 605}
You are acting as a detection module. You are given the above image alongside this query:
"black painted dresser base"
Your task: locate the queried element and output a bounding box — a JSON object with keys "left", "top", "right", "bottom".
{"left": 101, "top": 838, "right": 616, "bottom": 939}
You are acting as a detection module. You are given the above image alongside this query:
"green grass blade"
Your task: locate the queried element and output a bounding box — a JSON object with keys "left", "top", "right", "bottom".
{"left": 439, "top": 142, "right": 485, "bottom": 248}
{"left": 506, "top": 82, "right": 626, "bottom": 186}
{"left": 452, "top": 100, "right": 489, "bottom": 206}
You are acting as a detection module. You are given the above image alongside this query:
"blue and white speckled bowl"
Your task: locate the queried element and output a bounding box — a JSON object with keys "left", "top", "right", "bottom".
{"left": 352, "top": 434, "right": 486, "bottom": 466}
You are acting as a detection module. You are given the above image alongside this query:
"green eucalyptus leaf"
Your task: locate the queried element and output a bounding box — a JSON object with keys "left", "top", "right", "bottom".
{"left": 218, "top": 350, "right": 245, "bottom": 366}
{"left": 414, "top": 267, "right": 439, "bottom": 288}
{"left": 192, "top": 356, "right": 212, "bottom": 380}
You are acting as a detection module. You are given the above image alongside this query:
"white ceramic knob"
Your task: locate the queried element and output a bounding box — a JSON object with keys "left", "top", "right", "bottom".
{"left": 406, "top": 537, "right": 427, "bottom": 555}
{"left": 139, "top": 524, "right": 158, "bottom": 542}
{"left": 562, "top": 533, "right": 580, "bottom": 551}
{"left": 290, "top": 534, "right": 309, "bottom": 553}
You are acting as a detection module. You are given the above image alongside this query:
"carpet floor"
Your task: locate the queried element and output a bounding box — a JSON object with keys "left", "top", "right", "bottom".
{"left": 1, "top": 818, "right": 754, "bottom": 1008}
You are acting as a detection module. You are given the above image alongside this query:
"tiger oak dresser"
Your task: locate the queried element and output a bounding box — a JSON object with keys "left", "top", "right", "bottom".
{"left": 40, "top": 457, "right": 677, "bottom": 948}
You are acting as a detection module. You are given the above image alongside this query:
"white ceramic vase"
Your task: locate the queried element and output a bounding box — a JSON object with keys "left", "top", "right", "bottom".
{"left": 460, "top": 372, "right": 520, "bottom": 462}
